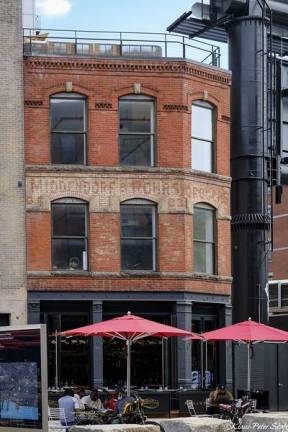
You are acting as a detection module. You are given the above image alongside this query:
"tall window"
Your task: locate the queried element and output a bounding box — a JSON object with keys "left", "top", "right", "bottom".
{"left": 119, "top": 95, "right": 155, "bottom": 166}
{"left": 50, "top": 93, "right": 86, "bottom": 164}
{"left": 268, "top": 281, "right": 288, "bottom": 313}
{"left": 193, "top": 204, "right": 215, "bottom": 274}
{"left": 282, "top": 97, "right": 288, "bottom": 158}
{"left": 121, "top": 199, "right": 156, "bottom": 270}
{"left": 192, "top": 101, "right": 214, "bottom": 172}
{"left": 52, "top": 198, "right": 88, "bottom": 271}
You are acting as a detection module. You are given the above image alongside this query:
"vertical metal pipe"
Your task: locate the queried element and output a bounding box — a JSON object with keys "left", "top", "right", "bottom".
{"left": 126, "top": 339, "right": 131, "bottom": 397}
{"left": 229, "top": 15, "right": 269, "bottom": 323}
{"left": 55, "top": 331, "right": 58, "bottom": 389}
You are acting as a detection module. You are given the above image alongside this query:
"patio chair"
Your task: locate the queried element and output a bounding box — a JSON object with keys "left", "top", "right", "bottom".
{"left": 48, "top": 407, "right": 69, "bottom": 431}
{"left": 185, "top": 400, "right": 197, "bottom": 416}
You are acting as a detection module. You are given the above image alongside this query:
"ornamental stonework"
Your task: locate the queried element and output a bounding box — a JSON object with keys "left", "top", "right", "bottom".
{"left": 26, "top": 172, "right": 230, "bottom": 217}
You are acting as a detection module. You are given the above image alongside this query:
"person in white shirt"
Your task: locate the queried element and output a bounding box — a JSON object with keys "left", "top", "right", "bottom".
{"left": 81, "top": 389, "right": 103, "bottom": 410}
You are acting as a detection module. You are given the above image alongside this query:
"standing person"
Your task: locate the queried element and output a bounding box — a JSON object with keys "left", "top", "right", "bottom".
{"left": 58, "top": 388, "right": 77, "bottom": 429}
{"left": 206, "top": 384, "right": 233, "bottom": 415}
{"left": 81, "top": 389, "right": 103, "bottom": 410}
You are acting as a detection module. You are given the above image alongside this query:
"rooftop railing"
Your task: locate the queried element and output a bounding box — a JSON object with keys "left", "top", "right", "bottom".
{"left": 23, "top": 29, "right": 221, "bottom": 67}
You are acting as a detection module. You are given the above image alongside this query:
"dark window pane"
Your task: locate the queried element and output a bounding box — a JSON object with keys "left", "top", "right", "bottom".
{"left": 192, "top": 138, "right": 212, "bottom": 172}
{"left": 192, "top": 104, "right": 213, "bottom": 141}
{"left": 194, "top": 242, "right": 214, "bottom": 274}
{"left": 121, "top": 206, "right": 153, "bottom": 237}
{"left": 51, "top": 133, "right": 85, "bottom": 164}
{"left": 194, "top": 208, "right": 214, "bottom": 242}
{"left": 269, "top": 284, "right": 279, "bottom": 307}
{"left": 281, "top": 283, "right": 288, "bottom": 307}
{"left": 121, "top": 239, "right": 154, "bottom": 270}
{"left": 0, "top": 314, "right": 10, "bottom": 326}
{"left": 52, "top": 204, "right": 86, "bottom": 237}
{"left": 52, "top": 238, "right": 87, "bottom": 270}
{"left": 119, "top": 100, "right": 153, "bottom": 133}
{"left": 51, "top": 99, "right": 85, "bottom": 131}
{"left": 120, "top": 135, "right": 152, "bottom": 166}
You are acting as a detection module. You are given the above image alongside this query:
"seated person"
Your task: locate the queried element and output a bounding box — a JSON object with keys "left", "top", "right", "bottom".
{"left": 115, "top": 394, "right": 135, "bottom": 414}
{"left": 58, "top": 388, "right": 77, "bottom": 428}
{"left": 81, "top": 389, "right": 103, "bottom": 410}
{"left": 104, "top": 389, "right": 119, "bottom": 411}
{"left": 206, "top": 384, "right": 233, "bottom": 415}
{"left": 73, "top": 388, "right": 85, "bottom": 410}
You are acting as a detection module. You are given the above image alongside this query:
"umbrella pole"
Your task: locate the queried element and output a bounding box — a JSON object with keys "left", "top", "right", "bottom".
{"left": 247, "top": 342, "right": 251, "bottom": 397}
{"left": 126, "top": 339, "right": 131, "bottom": 397}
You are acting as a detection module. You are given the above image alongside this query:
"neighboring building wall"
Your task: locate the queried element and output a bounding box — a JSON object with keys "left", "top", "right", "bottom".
{"left": 0, "top": 0, "right": 27, "bottom": 324}
{"left": 269, "top": 186, "right": 288, "bottom": 280}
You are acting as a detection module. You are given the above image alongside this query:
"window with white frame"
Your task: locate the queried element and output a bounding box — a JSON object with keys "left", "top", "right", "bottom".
{"left": 50, "top": 93, "right": 87, "bottom": 164}
{"left": 51, "top": 198, "right": 88, "bottom": 271}
{"left": 121, "top": 199, "right": 156, "bottom": 271}
{"left": 119, "top": 95, "right": 155, "bottom": 166}
{"left": 193, "top": 203, "right": 215, "bottom": 274}
{"left": 192, "top": 101, "right": 214, "bottom": 172}
{"left": 268, "top": 281, "right": 288, "bottom": 312}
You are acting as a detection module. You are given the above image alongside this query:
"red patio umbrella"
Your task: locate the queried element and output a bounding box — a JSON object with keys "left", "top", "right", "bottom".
{"left": 201, "top": 318, "right": 288, "bottom": 394}
{"left": 61, "top": 311, "right": 202, "bottom": 396}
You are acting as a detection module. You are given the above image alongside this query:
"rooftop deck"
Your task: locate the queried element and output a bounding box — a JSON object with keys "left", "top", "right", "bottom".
{"left": 23, "top": 29, "right": 221, "bottom": 67}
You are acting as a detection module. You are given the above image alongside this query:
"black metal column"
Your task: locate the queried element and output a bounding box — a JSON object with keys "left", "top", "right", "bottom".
{"left": 229, "top": 16, "right": 269, "bottom": 323}
{"left": 91, "top": 300, "right": 103, "bottom": 387}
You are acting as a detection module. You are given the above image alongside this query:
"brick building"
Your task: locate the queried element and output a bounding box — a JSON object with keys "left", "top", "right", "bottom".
{"left": 24, "top": 33, "right": 232, "bottom": 389}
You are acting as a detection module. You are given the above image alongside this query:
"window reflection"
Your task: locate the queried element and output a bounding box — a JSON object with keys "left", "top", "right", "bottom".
{"left": 50, "top": 93, "right": 86, "bottom": 164}
{"left": 119, "top": 95, "right": 155, "bottom": 166}
{"left": 193, "top": 204, "right": 215, "bottom": 274}
{"left": 121, "top": 199, "right": 156, "bottom": 270}
{"left": 192, "top": 102, "right": 214, "bottom": 173}
{"left": 51, "top": 199, "right": 88, "bottom": 271}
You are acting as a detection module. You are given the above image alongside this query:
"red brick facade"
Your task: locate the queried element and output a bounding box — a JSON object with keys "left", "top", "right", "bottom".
{"left": 24, "top": 56, "right": 232, "bottom": 296}
{"left": 269, "top": 186, "right": 288, "bottom": 280}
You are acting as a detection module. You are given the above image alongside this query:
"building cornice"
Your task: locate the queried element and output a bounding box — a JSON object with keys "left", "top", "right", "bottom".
{"left": 24, "top": 56, "right": 231, "bottom": 85}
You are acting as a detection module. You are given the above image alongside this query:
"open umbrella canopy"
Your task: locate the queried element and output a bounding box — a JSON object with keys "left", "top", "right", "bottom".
{"left": 60, "top": 312, "right": 202, "bottom": 396}
{"left": 60, "top": 312, "right": 202, "bottom": 341}
{"left": 201, "top": 319, "right": 288, "bottom": 343}
{"left": 200, "top": 318, "right": 288, "bottom": 394}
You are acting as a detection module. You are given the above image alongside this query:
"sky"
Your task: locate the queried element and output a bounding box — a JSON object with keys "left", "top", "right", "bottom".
{"left": 35, "top": 0, "right": 228, "bottom": 68}
{"left": 36, "top": 0, "right": 194, "bottom": 33}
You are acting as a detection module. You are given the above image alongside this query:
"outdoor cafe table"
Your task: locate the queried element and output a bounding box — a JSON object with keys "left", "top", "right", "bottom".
{"left": 70, "top": 417, "right": 234, "bottom": 432}
{"left": 241, "top": 412, "right": 288, "bottom": 431}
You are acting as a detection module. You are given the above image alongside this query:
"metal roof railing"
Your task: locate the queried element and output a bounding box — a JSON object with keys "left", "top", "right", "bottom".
{"left": 23, "top": 28, "right": 221, "bottom": 67}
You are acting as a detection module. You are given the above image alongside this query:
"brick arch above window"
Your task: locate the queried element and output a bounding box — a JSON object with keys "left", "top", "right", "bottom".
{"left": 188, "top": 91, "right": 226, "bottom": 120}
{"left": 42, "top": 84, "right": 91, "bottom": 107}
{"left": 113, "top": 85, "right": 159, "bottom": 100}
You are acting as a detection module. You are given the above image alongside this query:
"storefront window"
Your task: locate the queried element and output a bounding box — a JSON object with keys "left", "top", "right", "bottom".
{"left": 43, "top": 312, "right": 90, "bottom": 388}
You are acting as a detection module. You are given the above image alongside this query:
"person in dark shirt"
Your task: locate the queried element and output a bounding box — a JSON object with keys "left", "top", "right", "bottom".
{"left": 206, "top": 384, "right": 233, "bottom": 415}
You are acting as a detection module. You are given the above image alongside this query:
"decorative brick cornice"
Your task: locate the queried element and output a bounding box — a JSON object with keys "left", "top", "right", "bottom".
{"left": 163, "top": 104, "right": 189, "bottom": 112}
{"left": 24, "top": 100, "right": 43, "bottom": 107}
{"left": 95, "top": 102, "right": 113, "bottom": 110}
{"left": 25, "top": 57, "right": 231, "bottom": 85}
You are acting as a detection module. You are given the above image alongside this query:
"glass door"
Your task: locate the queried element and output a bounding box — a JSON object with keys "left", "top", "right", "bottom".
{"left": 192, "top": 316, "right": 217, "bottom": 389}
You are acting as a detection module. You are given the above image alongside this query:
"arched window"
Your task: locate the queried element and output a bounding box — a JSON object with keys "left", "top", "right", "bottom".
{"left": 120, "top": 199, "right": 157, "bottom": 270}
{"left": 51, "top": 198, "right": 88, "bottom": 270}
{"left": 50, "top": 93, "right": 87, "bottom": 164}
{"left": 193, "top": 203, "right": 215, "bottom": 274}
{"left": 119, "top": 95, "right": 155, "bottom": 167}
{"left": 192, "top": 101, "right": 214, "bottom": 172}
